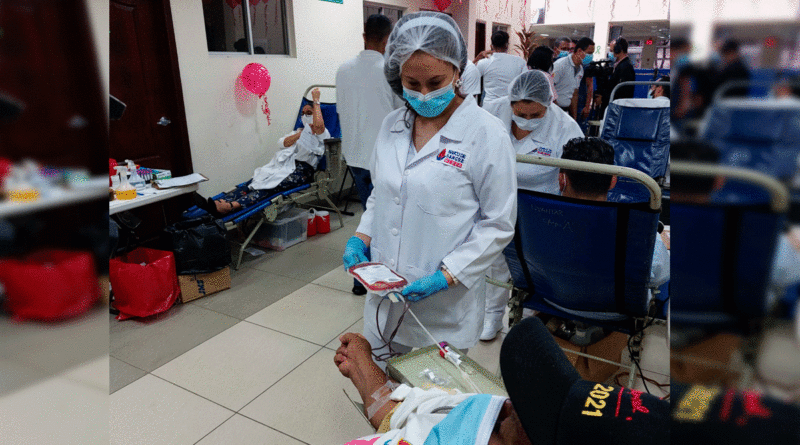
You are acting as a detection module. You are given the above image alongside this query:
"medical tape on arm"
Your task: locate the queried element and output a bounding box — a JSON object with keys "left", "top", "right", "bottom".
{"left": 366, "top": 380, "right": 400, "bottom": 420}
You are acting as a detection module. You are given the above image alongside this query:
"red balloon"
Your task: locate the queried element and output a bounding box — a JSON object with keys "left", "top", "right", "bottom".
{"left": 225, "top": 0, "right": 242, "bottom": 8}
{"left": 249, "top": 0, "right": 261, "bottom": 6}
{"left": 240, "top": 63, "right": 271, "bottom": 98}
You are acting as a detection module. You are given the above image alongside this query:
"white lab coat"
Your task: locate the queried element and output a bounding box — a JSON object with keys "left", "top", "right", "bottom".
{"left": 336, "top": 50, "right": 402, "bottom": 170}
{"left": 459, "top": 60, "right": 481, "bottom": 97}
{"left": 356, "top": 95, "right": 517, "bottom": 349}
{"left": 477, "top": 53, "right": 527, "bottom": 118}
{"left": 496, "top": 99, "right": 584, "bottom": 194}
{"left": 249, "top": 124, "right": 328, "bottom": 190}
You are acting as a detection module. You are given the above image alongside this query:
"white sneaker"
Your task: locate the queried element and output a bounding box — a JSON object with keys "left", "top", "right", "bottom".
{"left": 480, "top": 314, "right": 504, "bottom": 341}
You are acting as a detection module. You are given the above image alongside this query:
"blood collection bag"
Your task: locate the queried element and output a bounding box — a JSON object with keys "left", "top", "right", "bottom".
{"left": 347, "top": 262, "right": 408, "bottom": 296}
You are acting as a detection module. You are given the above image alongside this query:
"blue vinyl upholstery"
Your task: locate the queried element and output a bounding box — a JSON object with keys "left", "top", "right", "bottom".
{"left": 670, "top": 201, "right": 784, "bottom": 329}
{"left": 505, "top": 190, "right": 660, "bottom": 331}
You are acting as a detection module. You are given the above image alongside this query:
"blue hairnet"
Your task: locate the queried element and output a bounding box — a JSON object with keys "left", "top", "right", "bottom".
{"left": 384, "top": 11, "right": 468, "bottom": 97}
{"left": 507, "top": 69, "right": 553, "bottom": 106}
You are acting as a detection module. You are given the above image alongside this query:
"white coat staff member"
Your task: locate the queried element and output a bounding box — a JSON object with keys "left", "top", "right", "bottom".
{"left": 481, "top": 70, "right": 584, "bottom": 341}
{"left": 337, "top": 14, "right": 401, "bottom": 297}
{"left": 342, "top": 12, "right": 517, "bottom": 367}
{"left": 476, "top": 30, "right": 527, "bottom": 118}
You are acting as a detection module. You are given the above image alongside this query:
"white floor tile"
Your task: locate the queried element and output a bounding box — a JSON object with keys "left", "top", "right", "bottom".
{"left": 152, "top": 321, "right": 321, "bottom": 411}
{"left": 62, "top": 355, "right": 109, "bottom": 393}
{"left": 110, "top": 374, "right": 233, "bottom": 445}
{"left": 246, "top": 284, "right": 365, "bottom": 346}
{"left": 0, "top": 375, "right": 108, "bottom": 444}
{"left": 196, "top": 414, "right": 306, "bottom": 445}
{"left": 325, "top": 318, "right": 365, "bottom": 350}
{"left": 468, "top": 333, "right": 506, "bottom": 377}
{"left": 638, "top": 323, "right": 669, "bottom": 377}
{"left": 240, "top": 348, "right": 375, "bottom": 445}
{"left": 312, "top": 267, "right": 354, "bottom": 294}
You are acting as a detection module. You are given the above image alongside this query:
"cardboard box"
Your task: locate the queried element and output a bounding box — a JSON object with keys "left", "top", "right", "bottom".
{"left": 99, "top": 275, "right": 110, "bottom": 306}
{"left": 178, "top": 267, "right": 231, "bottom": 303}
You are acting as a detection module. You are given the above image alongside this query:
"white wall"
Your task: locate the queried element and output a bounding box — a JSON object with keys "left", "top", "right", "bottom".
{"left": 369, "top": 0, "right": 529, "bottom": 59}
{"left": 169, "top": 0, "right": 364, "bottom": 196}
{"left": 476, "top": 0, "right": 530, "bottom": 58}
{"left": 544, "top": 0, "right": 668, "bottom": 25}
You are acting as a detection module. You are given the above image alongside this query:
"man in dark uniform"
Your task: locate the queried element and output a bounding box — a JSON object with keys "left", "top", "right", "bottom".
{"left": 714, "top": 39, "right": 750, "bottom": 98}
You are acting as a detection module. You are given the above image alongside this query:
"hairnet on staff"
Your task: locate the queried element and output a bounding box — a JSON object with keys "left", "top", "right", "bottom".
{"left": 507, "top": 70, "right": 553, "bottom": 106}
{"left": 383, "top": 11, "right": 468, "bottom": 97}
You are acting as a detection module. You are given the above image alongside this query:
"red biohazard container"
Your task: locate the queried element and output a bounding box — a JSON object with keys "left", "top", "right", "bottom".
{"left": 0, "top": 250, "right": 100, "bottom": 321}
{"left": 109, "top": 248, "right": 180, "bottom": 320}
{"left": 315, "top": 210, "right": 331, "bottom": 234}
{"left": 307, "top": 209, "right": 317, "bottom": 237}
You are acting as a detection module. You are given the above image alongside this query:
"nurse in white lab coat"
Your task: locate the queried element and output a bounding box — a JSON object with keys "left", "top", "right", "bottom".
{"left": 476, "top": 31, "right": 527, "bottom": 118}
{"left": 482, "top": 70, "right": 584, "bottom": 340}
{"left": 341, "top": 12, "right": 517, "bottom": 367}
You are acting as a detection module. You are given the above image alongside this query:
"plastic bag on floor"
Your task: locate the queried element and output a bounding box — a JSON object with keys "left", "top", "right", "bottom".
{"left": 0, "top": 249, "right": 100, "bottom": 321}
{"left": 109, "top": 247, "right": 180, "bottom": 320}
{"left": 162, "top": 215, "right": 230, "bottom": 274}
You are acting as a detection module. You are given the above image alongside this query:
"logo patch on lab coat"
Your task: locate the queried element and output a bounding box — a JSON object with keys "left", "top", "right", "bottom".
{"left": 436, "top": 148, "right": 447, "bottom": 161}
{"left": 441, "top": 149, "right": 467, "bottom": 169}
{"left": 531, "top": 146, "right": 552, "bottom": 157}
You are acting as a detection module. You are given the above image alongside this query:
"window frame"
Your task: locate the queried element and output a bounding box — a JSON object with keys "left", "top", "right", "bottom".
{"left": 206, "top": 0, "right": 292, "bottom": 57}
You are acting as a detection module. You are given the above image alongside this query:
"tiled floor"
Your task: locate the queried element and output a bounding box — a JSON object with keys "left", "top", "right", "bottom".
{"left": 104, "top": 206, "right": 671, "bottom": 444}
{"left": 0, "top": 308, "right": 109, "bottom": 444}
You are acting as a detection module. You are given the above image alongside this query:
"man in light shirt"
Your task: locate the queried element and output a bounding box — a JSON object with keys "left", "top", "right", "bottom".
{"left": 336, "top": 14, "right": 400, "bottom": 295}
{"left": 460, "top": 59, "right": 482, "bottom": 103}
{"left": 552, "top": 37, "right": 595, "bottom": 120}
{"left": 476, "top": 30, "right": 527, "bottom": 117}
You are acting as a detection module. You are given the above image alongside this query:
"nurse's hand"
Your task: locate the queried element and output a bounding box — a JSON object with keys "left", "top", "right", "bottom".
{"left": 401, "top": 270, "right": 449, "bottom": 302}
{"left": 343, "top": 236, "right": 370, "bottom": 270}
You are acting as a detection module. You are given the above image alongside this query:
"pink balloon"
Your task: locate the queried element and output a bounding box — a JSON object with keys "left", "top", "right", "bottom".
{"left": 240, "top": 63, "right": 271, "bottom": 98}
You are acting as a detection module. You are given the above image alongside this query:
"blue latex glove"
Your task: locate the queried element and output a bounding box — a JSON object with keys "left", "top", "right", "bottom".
{"left": 343, "top": 236, "right": 370, "bottom": 270}
{"left": 401, "top": 270, "right": 449, "bottom": 302}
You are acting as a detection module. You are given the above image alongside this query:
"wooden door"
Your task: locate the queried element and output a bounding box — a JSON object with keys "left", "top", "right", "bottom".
{"left": 475, "top": 22, "right": 486, "bottom": 56}
{"left": 0, "top": 0, "right": 106, "bottom": 173}
{"left": 110, "top": 0, "right": 192, "bottom": 176}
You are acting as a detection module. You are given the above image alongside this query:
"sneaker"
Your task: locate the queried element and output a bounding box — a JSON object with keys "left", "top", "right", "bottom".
{"left": 480, "top": 313, "right": 504, "bottom": 341}
{"left": 352, "top": 283, "right": 367, "bottom": 296}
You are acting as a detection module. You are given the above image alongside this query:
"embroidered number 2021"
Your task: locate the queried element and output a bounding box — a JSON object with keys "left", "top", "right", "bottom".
{"left": 582, "top": 384, "right": 615, "bottom": 417}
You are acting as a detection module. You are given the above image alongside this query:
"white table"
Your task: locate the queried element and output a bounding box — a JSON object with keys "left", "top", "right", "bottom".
{"left": 109, "top": 183, "right": 198, "bottom": 215}
{"left": 0, "top": 177, "right": 109, "bottom": 219}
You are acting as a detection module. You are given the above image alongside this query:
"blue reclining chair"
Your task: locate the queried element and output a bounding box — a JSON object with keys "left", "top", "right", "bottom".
{"left": 490, "top": 155, "right": 663, "bottom": 388}
{"left": 669, "top": 161, "right": 791, "bottom": 331}
{"left": 699, "top": 89, "right": 800, "bottom": 218}
{"left": 183, "top": 85, "right": 345, "bottom": 269}
{"left": 600, "top": 81, "right": 671, "bottom": 205}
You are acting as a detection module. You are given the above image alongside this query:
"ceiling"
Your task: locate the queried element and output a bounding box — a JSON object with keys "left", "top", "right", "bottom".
{"left": 530, "top": 20, "right": 670, "bottom": 42}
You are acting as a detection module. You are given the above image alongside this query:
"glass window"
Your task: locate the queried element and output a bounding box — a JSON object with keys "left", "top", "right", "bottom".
{"left": 364, "top": 3, "right": 404, "bottom": 27}
{"left": 203, "top": 0, "right": 290, "bottom": 55}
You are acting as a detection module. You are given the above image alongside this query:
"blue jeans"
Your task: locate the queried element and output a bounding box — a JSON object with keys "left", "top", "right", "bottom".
{"left": 349, "top": 166, "right": 373, "bottom": 211}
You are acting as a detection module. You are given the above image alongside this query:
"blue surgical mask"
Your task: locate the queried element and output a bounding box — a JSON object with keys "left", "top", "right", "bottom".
{"left": 403, "top": 76, "right": 456, "bottom": 118}
{"left": 512, "top": 113, "right": 546, "bottom": 132}
{"left": 557, "top": 51, "right": 569, "bottom": 59}
{"left": 582, "top": 54, "right": 593, "bottom": 65}
{"left": 301, "top": 115, "right": 313, "bottom": 126}
{"left": 608, "top": 51, "right": 615, "bottom": 60}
